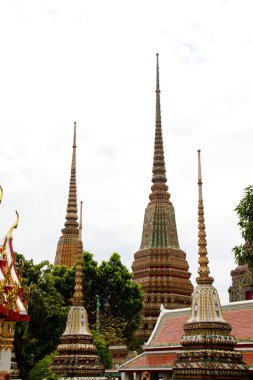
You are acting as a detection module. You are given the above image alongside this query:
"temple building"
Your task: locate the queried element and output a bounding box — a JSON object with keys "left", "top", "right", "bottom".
{"left": 132, "top": 55, "right": 193, "bottom": 340}
{"left": 54, "top": 122, "right": 80, "bottom": 267}
{"left": 120, "top": 151, "right": 251, "bottom": 379}
{"left": 119, "top": 301, "right": 253, "bottom": 380}
{"left": 51, "top": 124, "right": 106, "bottom": 378}
{"left": 0, "top": 186, "right": 30, "bottom": 371}
{"left": 229, "top": 264, "right": 253, "bottom": 302}
{"left": 172, "top": 150, "right": 248, "bottom": 379}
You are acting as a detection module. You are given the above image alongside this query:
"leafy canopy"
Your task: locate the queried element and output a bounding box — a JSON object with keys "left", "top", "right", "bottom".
{"left": 232, "top": 185, "right": 253, "bottom": 269}
{"left": 14, "top": 251, "right": 143, "bottom": 379}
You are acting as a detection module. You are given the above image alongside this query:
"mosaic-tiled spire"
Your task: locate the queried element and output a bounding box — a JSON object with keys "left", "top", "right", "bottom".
{"left": 149, "top": 53, "right": 170, "bottom": 204}
{"left": 196, "top": 149, "right": 214, "bottom": 286}
{"left": 54, "top": 123, "right": 80, "bottom": 267}
{"left": 132, "top": 55, "right": 193, "bottom": 340}
{"left": 62, "top": 122, "right": 79, "bottom": 236}
{"left": 172, "top": 150, "right": 248, "bottom": 380}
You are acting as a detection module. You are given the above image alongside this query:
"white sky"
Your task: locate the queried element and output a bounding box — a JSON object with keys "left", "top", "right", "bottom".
{"left": 0, "top": 0, "right": 252, "bottom": 303}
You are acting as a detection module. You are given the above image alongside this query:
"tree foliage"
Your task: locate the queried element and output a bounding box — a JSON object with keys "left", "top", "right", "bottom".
{"left": 14, "top": 256, "right": 69, "bottom": 379}
{"left": 232, "top": 185, "right": 253, "bottom": 270}
{"left": 92, "top": 332, "right": 112, "bottom": 369}
{"left": 28, "top": 352, "right": 57, "bottom": 380}
{"left": 96, "top": 253, "right": 143, "bottom": 346}
{"left": 14, "top": 251, "right": 143, "bottom": 378}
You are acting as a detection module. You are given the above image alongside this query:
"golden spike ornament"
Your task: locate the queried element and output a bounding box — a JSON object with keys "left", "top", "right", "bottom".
{"left": 0, "top": 279, "right": 6, "bottom": 304}
{"left": 1, "top": 237, "right": 7, "bottom": 261}
{"left": 6, "top": 283, "right": 19, "bottom": 310}
{"left": 5, "top": 262, "right": 13, "bottom": 285}
{"left": 0, "top": 185, "right": 3, "bottom": 204}
{"left": 8, "top": 211, "right": 19, "bottom": 239}
{"left": 196, "top": 150, "right": 214, "bottom": 285}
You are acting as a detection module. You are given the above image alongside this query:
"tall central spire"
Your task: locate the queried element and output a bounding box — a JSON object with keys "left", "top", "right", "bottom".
{"left": 54, "top": 122, "right": 80, "bottom": 267}
{"left": 132, "top": 55, "right": 193, "bottom": 341}
{"left": 150, "top": 54, "right": 169, "bottom": 203}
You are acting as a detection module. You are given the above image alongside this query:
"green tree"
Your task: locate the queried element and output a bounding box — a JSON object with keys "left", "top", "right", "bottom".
{"left": 233, "top": 185, "right": 253, "bottom": 270}
{"left": 92, "top": 332, "right": 112, "bottom": 369}
{"left": 14, "top": 257, "right": 69, "bottom": 379}
{"left": 97, "top": 253, "right": 143, "bottom": 346}
{"left": 51, "top": 264, "right": 75, "bottom": 304}
{"left": 14, "top": 251, "right": 143, "bottom": 378}
{"left": 28, "top": 352, "right": 57, "bottom": 380}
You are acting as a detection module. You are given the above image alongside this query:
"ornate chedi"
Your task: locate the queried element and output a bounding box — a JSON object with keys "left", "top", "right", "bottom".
{"left": 0, "top": 186, "right": 29, "bottom": 371}
{"left": 51, "top": 201, "right": 105, "bottom": 378}
{"left": 172, "top": 150, "right": 249, "bottom": 380}
{"left": 229, "top": 264, "right": 253, "bottom": 302}
{"left": 132, "top": 54, "right": 193, "bottom": 340}
{"left": 51, "top": 239, "right": 105, "bottom": 378}
{"left": 54, "top": 122, "right": 80, "bottom": 267}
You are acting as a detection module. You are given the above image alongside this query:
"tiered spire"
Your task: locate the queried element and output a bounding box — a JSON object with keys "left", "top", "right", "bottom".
{"left": 54, "top": 123, "right": 80, "bottom": 267}
{"left": 51, "top": 173, "right": 105, "bottom": 379}
{"left": 62, "top": 121, "right": 79, "bottom": 236}
{"left": 172, "top": 150, "right": 248, "bottom": 380}
{"left": 196, "top": 149, "right": 214, "bottom": 285}
{"left": 132, "top": 55, "right": 193, "bottom": 340}
{"left": 149, "top": 54, "right": 170, "bottom": 203}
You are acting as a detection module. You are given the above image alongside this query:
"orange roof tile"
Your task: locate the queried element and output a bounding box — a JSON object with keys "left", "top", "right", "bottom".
{"left": 148, "top": 302, "right": 253, "bottom": 347}
{"left": 122, "top": 352, "right": 177, "bottom": 370}
{"left": 224, "top": 309, "right": 253, "bottom": 341}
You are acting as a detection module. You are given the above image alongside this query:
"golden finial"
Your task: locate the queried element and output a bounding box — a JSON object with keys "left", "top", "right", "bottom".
{"left": 196, "top": 150, "right": 214, "bottom": 285}
{"left": 79, "top": 201, "right": 83, "bottom": 240}
{"left": 0, "top": 185, "right": 3, "bottom": 204}
{"left": 73, "top": 121, "right": 77, "bottom": 148}
{"left": 8, "top": 211, "right": 19, "bottom": 239}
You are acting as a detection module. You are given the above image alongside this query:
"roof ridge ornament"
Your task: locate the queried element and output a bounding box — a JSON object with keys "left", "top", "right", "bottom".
{"left": 8, "top": 211, "right": 19, "bottom": 239}
{"left": 0, "top": 185, "right": 3, "bottom": 204}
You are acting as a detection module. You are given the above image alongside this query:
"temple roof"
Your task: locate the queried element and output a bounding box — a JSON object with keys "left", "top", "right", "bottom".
{"left": 0, "top": 193, "right": 29, "bottom": 322}
{"left": 120, "top": 300, "right": 253, "bottom": 371}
